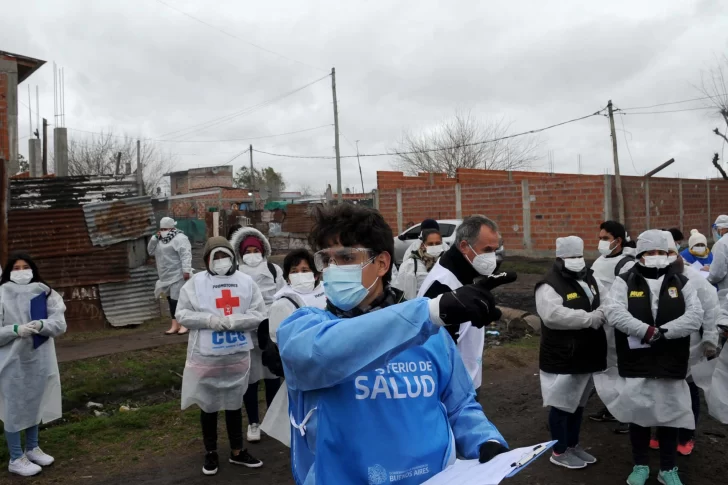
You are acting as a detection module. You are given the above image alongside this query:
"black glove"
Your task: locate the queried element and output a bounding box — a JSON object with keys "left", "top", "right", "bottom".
{"left": 438, "top": 283, "right": 500, "bottom": 328}
{"left": 478, "top": 272, "right": 518, "bottom": 291}
{"left": 479, "top": 441, "right": 509, "bottom": 463}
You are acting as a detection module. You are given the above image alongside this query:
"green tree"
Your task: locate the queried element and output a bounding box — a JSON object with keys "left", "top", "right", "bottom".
{"left": 233, "top": 166, "right": 286, "bottom": 191}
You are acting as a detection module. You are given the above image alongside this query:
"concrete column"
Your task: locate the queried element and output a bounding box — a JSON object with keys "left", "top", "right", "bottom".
{"left": 53, "top": 127, "right": 68, "bottom": 176}
{"left": 455, "top": 183, "right": 462, "bottom": 220}
{"left": 396, "top": 188, "right": 403, "bottom": 234}
{"left": 28, "top": 139, "right": 41, "bottom": 177}
{"left": 707, "top": 179, "right": 712, "bottom": 238}
{"left": 645, "top": 179, "right": 650, "bottom": 229}
{"left": 678, "top": 179, "right": 684, "bottom": 231}
{"left": 0, "top": 60, "right": 19, "bottom": 175}
{"left": 372, "top": 189, "right": 379, "bottom": 210}
{"left": 521, "top": 179, "right": 531, "bottom": 250}
{"left": 603, "top": 174, "right": 613, "bottom": 222}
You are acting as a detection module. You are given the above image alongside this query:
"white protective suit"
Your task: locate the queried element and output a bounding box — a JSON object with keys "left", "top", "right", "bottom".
{"left": 148, "top": 231, "right": 192, "bottom": 300}
{"left": 176, "top": 270, "right": 267, "bottom": 413}
{"left": 590, "top": 252, "right": 633, "bottom": 290}
{"left": 261, "top": 282, "right": 327, "bottom": 447}
{"left": 229, "top": 226, "right": 284, "bottom": 383}
{"left": 596, "top": 236, "right": 703, "bottom": 429}
{"left": 0, "top": 283, "right": 67, "bottom": 433}
{"left": 708, "top": 215, "right": 728, "bottom": 290}
{"left": 684, "top": 267, "right": 720, "bottom": 373}
{"left": 392, "top": 254, "right": 439, "bottom": 300}
{"left": 694, "top": 293, "right": 728, "bottom": 424}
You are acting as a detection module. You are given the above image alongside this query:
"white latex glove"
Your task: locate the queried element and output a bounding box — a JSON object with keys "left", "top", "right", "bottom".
{"left": 15, "top": 324, "right": 39, "bottom": 338}
{"left": 589, "top": 312, "right": 607, "bottom": 329}
{"left": 209, "top": 316, "right": 229, "bottom": 332}
{"left": 26, "top": 320, "right": 44, "bottom": 332}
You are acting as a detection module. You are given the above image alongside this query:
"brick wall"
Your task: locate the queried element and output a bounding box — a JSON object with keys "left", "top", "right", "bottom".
{"left": 378, "top": 168, "right": 728, "bottom": 256}
{"left": 170, "top": 167, "right": 235, "bottom": 195}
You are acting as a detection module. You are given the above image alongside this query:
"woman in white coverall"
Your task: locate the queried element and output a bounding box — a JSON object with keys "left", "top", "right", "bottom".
{"left": 598, "top": 230, "right": 702, "bottom": 485}
{"left": 176, "top": 237, "right": 266, "bottom": 475}
{"left": 535, "top": 236, "right": 607, "bottom": 470}
{"left": 148, "top": 217, "right": 192, "bottom": 335}
{"left": 229, "top": 227, "right": 284, "bottom": 442}
{"left": 393, "top": 229, "right": 445, "bottom": 299}
{"left": 0, "top": 253, "right": 67, "bottom": 477}
{"left": 260, "top": 249, "right": 327, "bottom": 446}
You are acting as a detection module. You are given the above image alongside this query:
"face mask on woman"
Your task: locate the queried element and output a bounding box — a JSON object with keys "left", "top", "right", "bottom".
{"left": 243, "top": 253, "right": 264, "bottom": 267}
{"left": 642, "top": 255, "right": 669, "bottom": 269}
{"left": 10, "top": 269, "right": 33, "bottom": 285}
{"left": 212, "top": 258, "right": 233, "bottom": 276}
{"left": 563, "top": 257, "right": 586, "bottom": 272}
{"left": 289, "top": 272, "right": 315, "bottom": 293}
{"left": 425, "top": 245, "right": 444, "bottom": 257}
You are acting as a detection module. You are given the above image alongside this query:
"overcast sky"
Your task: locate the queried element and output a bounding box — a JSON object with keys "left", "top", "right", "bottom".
{"left": 4, "top": 0, "right": 728, "bottom": 193}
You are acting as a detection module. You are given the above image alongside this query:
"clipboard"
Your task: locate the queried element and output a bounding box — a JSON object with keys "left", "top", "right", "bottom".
{"left": 29, "top": 292, "right": 49, "bottom": 349}
{"left": 505, "top": 440, "right": 556, "bottom": 478}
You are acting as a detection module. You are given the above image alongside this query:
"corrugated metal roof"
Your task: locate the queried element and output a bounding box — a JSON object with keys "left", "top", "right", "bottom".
{"left": 10, "top": 175, "right": 140, "bottom": 210}
{"left": 98, "top": 266, "right": 160, "bottom": 327}
{"left": 8, "top": 208, "right": 95, "bottom": 258}
{"left": 36, "top": 244, "right": 130, "bottom": 287}
{"left": 83, "top": 196, "right": 156, "bottom": 247}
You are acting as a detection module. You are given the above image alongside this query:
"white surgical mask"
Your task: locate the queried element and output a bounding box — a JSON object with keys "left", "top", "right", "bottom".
{"left": 160, "top": 230, "right": 170, "bottom": 238}
{"left": 212, "top": 258, "right": 233, "bottom": 276}
{"left": 667, "top": 255, "right": 678, "bottom": 264}
{"left": 426, "top": 245, "right": 444, "bottom": 257}
{"left": 10, "top": 269, "right": 33, "bottom": 285}
{"left": 242, "top": 253, "right": 264, "bottom": 267}
{"left": 564, "top": 258, "right": 586, "bottom": 272}
{"left": 642, "top": 255, "right": 669, "bottom": 269}
{"left": 289, "top": 272, "right": 316, "bottom": 293}
{"left": 597, "top": 240, "right": 615, "bottom": 257}
{"left": 468, "top": 245, "right": 497, "bottom": 276}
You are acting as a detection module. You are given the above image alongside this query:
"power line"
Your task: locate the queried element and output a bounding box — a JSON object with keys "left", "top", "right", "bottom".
{"left": 155, "top": 74, "right": 330, "bottom": 140}
{"left": 615, "top": 106, "right": 715, "bottom": 115}
{"left": 617, "top": 96, "right": 716, "bottom": 111}
{"left": 618, "top": 114, "right": 639, "bottom": 174}
{"left": 154, "top": 0, "right": 326, "bottom": 73}
{"left": 252, "top": 107, "right": 608, "bottom": 160}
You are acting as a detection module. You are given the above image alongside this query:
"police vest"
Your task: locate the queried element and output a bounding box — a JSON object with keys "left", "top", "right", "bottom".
{"left": 615, "top": 268, "right": 690, "bottom": 380}
{"left": 535, "top": 265, "right": 607, "bottom": 375}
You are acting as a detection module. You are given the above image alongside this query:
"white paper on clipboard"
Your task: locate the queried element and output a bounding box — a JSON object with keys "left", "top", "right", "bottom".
{"left": 421, "top": 441, "right": 556, "bottom": 485}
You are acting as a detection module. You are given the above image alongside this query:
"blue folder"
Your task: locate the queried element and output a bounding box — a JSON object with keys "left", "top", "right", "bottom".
{"left": 30, "top": 293, "right": 49, "bottom": 349}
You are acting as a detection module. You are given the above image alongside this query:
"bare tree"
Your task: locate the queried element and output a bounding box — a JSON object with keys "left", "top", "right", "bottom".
{"left": 66, "top": 131, "right": 176, "bottom": 194}
{"left": 697, "top": 55, "right": 728, "bottom": 179}
{"left": 390, "top": 111, "right": 541, "bottom": 176}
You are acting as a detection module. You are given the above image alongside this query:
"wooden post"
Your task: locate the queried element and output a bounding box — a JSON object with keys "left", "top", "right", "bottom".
{"left": 608, "top": 100, "right": 626, "bottom": 224}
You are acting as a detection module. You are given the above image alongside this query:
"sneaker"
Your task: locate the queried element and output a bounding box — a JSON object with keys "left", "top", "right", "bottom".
{"left": 570, "top": 444, "right": 597, "bottom": 464}
{"left": 658, "top": 467, "right": 684, "bottom": 485}
{"left": 614, "top": 422, "right": 630, "bottom": 434}
{"left": 626, "top": 465, "right": 651, "bottom": 485}
{"left": 247, "top": 423, "right": 261, "bottom": 442}
{"left": 25, "top": 447, "right": 54, "bottom": 466}
{"left": 202, "top": 451, "right": 219, "bottom": 476}
{"left": 650, "top": 439, "right": 660, "bottom": 450}
{"left": 8, "top": 455, "right": 42, "bottom": 477}
{"left": 229, "top": 449, "right": 263, "bottom": 468}
{"left": 589, "top": 407, "right": 616, "bottom": 422}
{"left": 549, "top": 449, "right": 587, "bottom": 469}
{"left": 677, "top": 440, "right": 694, "bottom": 456}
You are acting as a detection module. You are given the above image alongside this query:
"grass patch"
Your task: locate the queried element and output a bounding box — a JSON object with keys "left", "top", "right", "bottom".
{"left": 56, "top": 317, "right": 169, "bottom": 343}
{"left": 60, "top": 343, "right": 187, "bottom": 412}
{"left": 499, "top": 259, "right": 550, "bottom": 275}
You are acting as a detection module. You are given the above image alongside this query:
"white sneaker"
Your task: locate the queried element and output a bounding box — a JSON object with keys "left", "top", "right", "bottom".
{"left": 26, "top": 447, "right": 55, "bottom": 466}
{"left": 247, "top": 423, "right": 261, "bottom": 442}
{"left": 8, "top": 455, "right": 42, "bottom": 476}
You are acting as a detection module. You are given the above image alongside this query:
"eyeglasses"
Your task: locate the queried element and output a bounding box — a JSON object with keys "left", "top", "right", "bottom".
{"left": 314, "top": 247, "right": 376, "bottom": 271}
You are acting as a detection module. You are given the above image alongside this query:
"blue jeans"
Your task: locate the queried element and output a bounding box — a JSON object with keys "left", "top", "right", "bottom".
{"left": 5, "top": 426, "right": 39, "bottom": 461}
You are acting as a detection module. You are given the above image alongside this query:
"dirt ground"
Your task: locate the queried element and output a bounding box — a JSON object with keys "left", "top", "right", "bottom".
{"left": 18, "top": 268, "right": 726, "bottom": 484}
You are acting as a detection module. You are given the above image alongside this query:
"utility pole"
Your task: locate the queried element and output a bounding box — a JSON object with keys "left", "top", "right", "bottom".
{"left": 42, "top": 118, "right": 48, "bottom": 175}
{"left": 356, "top": 140, "right": 365, "bottom": 194}
{"left": 136, "top": 139, "right": 144, "bottom": 195}
{"left": 607, "top": 100, "right": 625, "bottom": 224}
{"left": 331, "top": 68, "right": 342, "bottom": 203}
{"left": 249, "top": 144, "right": 255, "bottom": 190}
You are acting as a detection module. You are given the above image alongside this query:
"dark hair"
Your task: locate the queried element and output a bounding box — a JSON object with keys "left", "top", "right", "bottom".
{"left": 668, "top": 228, "right": 684, "bottom": 242}
{"left": 420, "top": 228, "right": 441, "bottom": 242}
{"left": 421, "top": 219, "right": 439, "bottom": 231}
{"left": 309, "top": 204, "right": 394, "bottom": 284}
{"left": 227, "top": 224, "right": 242, "bottom": 241}
{"left": 624, "top": 239, "right": 637, "bottom": 249}
{"left": 0, "top": 252, "right": 49, "bottom": 289}
{"left": 600, "top": 220, "right": 626, "bottom": 244}
{"left": 283, "top": 249, "right": 319, "bottom": 280}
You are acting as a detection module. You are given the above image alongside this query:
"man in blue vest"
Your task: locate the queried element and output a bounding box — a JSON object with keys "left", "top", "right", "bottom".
{"left": 278, "top": 204, "right": 509, "bottom": 485}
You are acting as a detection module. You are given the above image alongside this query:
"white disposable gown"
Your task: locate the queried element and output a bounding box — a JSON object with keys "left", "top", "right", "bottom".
{"left": 261, "top": 283, "right": 327, "bottom": 447}
{"left": 536, "top": 279, "right": 606, "bottom": 413}
{"left": 708, "top": 236, "right": 728, "bottom": 290}
{"left": 148, "top": 232, "right": 192, "bottom": 300}
{"left": 595, "top": 273, "right": 702, "bottom": 429}
{"left": 229, "top": 226, "right": 285, "bottom": 384}
{"left": 176, "top": 271, "right": 267, "bottom": 413}
{"left": 683, "top": 266, "right": 720, "bottom": 373}
{"left": 393, "top": 256, "right": 436, "bottom": 300}
{"left": 590, "top": 253, "right": 632, "bottom": 290}
{"left": 0, "top": 283, "right": 67, "bottom": 433}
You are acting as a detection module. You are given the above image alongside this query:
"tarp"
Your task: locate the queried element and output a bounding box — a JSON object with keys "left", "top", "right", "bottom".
{"left": 264, "top": 201, "right": 289, "bottom": 211}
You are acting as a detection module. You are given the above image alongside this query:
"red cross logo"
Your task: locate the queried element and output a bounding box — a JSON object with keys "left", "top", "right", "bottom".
{"left": 215, "top": 289, "right": 240, "bottom": 316}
